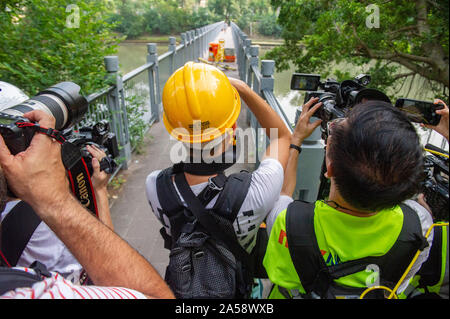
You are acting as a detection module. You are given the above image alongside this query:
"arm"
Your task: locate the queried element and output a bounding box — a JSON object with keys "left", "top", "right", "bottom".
{"left": 0, "top": 111, "right": 174, "bottom": 299}
{"left": 86, "top": 144, "right": 113, "bottom": 230}
{"left": 281, "top": 98, "right": 323, "bottom": 197}
{"left": 229, "top": 77, "right": 292, "bottom": 170}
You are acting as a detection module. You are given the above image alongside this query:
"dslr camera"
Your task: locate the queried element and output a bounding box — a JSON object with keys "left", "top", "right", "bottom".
{"left": 291, "top": 73, "right": 445, "bottom": 135}
{"left": 422, "top": 144, "right": 449, "bottom": 221}
{"left": 0, "top": 82, "right": 119, "bottom": 216}
{"left": 291, "top": 73, "right": 391, "bottom": 139}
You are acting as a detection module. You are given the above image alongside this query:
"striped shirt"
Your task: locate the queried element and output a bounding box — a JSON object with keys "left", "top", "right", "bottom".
{"left": 0, "top": 267, "right": 147, "bottom": 299}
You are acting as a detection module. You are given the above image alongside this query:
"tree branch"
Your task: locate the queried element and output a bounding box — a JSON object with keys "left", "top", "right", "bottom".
{"left": 393, "top": 72, "right": 416, "bottom": 80}
{"left": 387, "top": 25, "right": 418, "bottom": 38}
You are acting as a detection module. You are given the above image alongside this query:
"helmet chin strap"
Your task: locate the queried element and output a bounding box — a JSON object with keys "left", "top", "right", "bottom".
{"left": 177, "top": 145, "right": 237, "bottom": 176}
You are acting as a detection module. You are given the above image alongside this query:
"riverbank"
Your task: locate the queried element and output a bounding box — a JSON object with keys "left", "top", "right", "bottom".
{"left": 120, "top": 33, "right": 283, "bottom": 47}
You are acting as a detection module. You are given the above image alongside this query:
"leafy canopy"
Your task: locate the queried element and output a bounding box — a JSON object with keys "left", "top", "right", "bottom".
{"left": 0, "top": 0, "right": 120, "bottom": 96}
{"left": 268, "top": 0, "right": 449, "bottom": 99}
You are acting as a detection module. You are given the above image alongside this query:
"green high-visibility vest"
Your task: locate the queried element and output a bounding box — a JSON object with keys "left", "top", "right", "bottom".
{"left": 263, "top": 201, "right": 405, "bottom": 299}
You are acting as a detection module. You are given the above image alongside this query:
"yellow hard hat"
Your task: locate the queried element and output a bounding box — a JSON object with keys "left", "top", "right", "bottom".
{"left": 162, "top": 61, "right": 241, "bottom": 144}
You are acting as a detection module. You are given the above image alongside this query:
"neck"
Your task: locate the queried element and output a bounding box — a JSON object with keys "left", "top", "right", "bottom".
{"left": 184, "top": 172, "right": 216, "bottom": 186}
{"left": 328, "top": 184, "right": 377, "bottom": 217}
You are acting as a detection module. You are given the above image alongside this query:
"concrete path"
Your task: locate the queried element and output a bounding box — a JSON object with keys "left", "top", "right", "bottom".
{"left": 109, "top": 26, "right": 254, "bottom": 277}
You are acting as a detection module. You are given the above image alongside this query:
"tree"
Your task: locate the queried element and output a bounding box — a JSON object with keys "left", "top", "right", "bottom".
{"left": 208, "top": 0, "right": 239, "bottom": 22}
{"left": 268, "top": 0, "right": 449, "bottom": 99}
{"left": 0, "top": 0, "right": 120, "bottom": 96}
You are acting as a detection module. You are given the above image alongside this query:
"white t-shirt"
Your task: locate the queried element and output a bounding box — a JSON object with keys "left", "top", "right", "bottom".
{"left": 0, "top": 267, "right": 147, "bottom": 299}
{"left": 1, "top": 200, "right": 83, "bottom": 283}
{"left": 266, "top": 195, "right": 435, "bottom": 293}
{"left": 145, "top": 158, "right": 284, "bottom": 253}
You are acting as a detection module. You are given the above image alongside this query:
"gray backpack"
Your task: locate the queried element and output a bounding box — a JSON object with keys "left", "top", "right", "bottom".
{"left": 156, "top": 166, "right": 254, "bottom": 299}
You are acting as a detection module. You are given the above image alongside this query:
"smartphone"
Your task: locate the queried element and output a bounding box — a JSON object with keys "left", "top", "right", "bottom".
{"left": 291, "top": 73, "right": 321, "bottom": 91}
{"left": 395, "top": 98, "right": 444, "bottom": 126}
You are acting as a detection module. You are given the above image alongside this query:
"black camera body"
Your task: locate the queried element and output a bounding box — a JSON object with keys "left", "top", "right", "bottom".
{"left": 0, "top": 113, "right": 36, "bottom": 156}
{"left": 63, "top": 120, "right": 119, "bottom": 175}
{"left": 0, "top": 82, "right": 119, "bottom": 216}
{"left": 422, "top": 144, "right": 449, "bottom": 221}
{"left": 291, "top": 73, "right": 391, "bottom": 138}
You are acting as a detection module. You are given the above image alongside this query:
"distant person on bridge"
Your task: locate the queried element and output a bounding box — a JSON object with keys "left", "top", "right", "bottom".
{"left": 145, "top": 61, "right": 291, "bottom": 298}
{"left": 263, "top": 98, "right": 439, "bottom": 299}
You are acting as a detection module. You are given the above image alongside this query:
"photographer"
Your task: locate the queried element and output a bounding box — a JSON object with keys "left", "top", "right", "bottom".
{"left": 145, "top": 63, "right": 291, "bottom": 298}
{"left": 263, "top": 98, "right": 435, "bottom": 299}
{"left": 0, "top": 110, "right": 173, "bottom": 299}
{"left": 0, "top": 144, "right": 112, "bottom": 284}
{"left": 400, "top": 99, "right": 449, "bottom": 299}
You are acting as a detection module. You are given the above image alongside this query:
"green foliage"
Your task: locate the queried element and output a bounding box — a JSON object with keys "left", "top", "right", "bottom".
{"left": 0, "top": 0, "right": 120, "bottom": 96}
{"left": 107, "top": 0, "right": 280, "bottom": 39}
{"left": 124, "top": 91, "right": 147, "bottom": 152}
{"left": 257, "top": 14, "right": 281, "bottom": 37}
{"left": 268, "top": 0, "right": 449, "bottom": 99}
{"left": 107, "top": 0, "right": 217, "bottom": 38}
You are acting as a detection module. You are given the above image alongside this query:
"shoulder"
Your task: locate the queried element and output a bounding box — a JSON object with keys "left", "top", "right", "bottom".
{"left": 145, "top": 170, "right": 162, "bottom": 197}
{"left": 145, "top": 170, "right": 162, "bottom": 188}
{"left": 402, "top": 200, "right": 434, "bottom": 238}
{"left": 266, "top": 195, "right": 294, "bottom": 236}
{"left": 245, "top": 158, "right": 284, "bottom": 209}
{"left": 252, "top": 158, "right": 283, "bottom": 177}
{"left": 0, "top": 269, "right": 147, "bottom": 299}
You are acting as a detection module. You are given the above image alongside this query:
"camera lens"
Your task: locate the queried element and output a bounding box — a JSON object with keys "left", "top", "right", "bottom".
{"left": 1, "top": 82, "right": 88, "bottom": 130}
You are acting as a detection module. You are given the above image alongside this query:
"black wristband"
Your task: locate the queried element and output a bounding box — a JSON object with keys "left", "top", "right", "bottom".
{"left": 290, "top": 144, "right": 302, "bottom": 153}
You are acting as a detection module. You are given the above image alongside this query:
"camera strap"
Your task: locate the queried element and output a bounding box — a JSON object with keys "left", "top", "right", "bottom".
{"left": 16, "top": 122, "right": 99, "bottom": 218}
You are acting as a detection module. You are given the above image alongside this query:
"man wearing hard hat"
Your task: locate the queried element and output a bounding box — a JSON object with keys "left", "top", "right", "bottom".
{"left": 145, "top": 62, "right": 294, "bottom": 298}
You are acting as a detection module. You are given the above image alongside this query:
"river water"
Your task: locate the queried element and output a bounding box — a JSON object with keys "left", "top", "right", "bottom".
{"left": 117, "top": 43, "right": 447, "bottom": 149}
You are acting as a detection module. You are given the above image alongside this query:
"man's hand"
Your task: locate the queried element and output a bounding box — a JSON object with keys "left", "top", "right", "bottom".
{"left": 291, "top": 97, "right": 323, "bottom": 146}
{"left": 422, "top": 99, "right": 449, "bottom": 142}
{"left": 0, "top": 110, "right": 70, "bottom": 212}
{"left": 87, "top": 144, "right": 109, "bottom": 190}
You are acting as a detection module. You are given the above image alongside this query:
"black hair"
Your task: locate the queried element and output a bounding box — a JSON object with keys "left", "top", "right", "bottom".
{"left": 327, "top": 101, "right": 425, "bottom": 212}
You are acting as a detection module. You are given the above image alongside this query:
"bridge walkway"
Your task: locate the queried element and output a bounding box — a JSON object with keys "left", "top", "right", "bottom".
{"left": 109, "top": 26, "right": 254, "bottom": 277}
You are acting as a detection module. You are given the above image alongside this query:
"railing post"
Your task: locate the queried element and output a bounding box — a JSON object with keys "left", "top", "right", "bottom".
{"left": 242, "top": 38, "right": 252, "bottom": 83}
{"left": 104, "top": 55, "right": 131, "bottom": 169}
{"left": 181, "top": 32, "right": 187, "bottom": 64}
{"left": 147, "top": 43, "right": 161, "bottom": 123}
{"left": 248, "top": 45, "right": 260, "bottom": 90}
{"left": 168, "top": 36, "right": 176, "bottom": 73}
{"left": 186, "top": 31, "right": 192, "bottom": 61}
{"left": 194, "top": 29, "right": 199, "bottom": 60}
{"left": 261, "top": 60, "right": 275, "bottom": 92}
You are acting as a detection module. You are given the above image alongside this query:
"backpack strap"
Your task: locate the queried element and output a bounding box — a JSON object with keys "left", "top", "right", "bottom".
{"left": 156, "top": 167, "right": 186, "bottom": 248}
{"left": 379, "top": 204, "right": 428, "bottom": 284}
{"left": 173, "top": 172, "right": 253, "bottom": 273}
{"left": 1, "top": 201, "right": 42, "bottom": 267}
{"left": 213, "top": 170, "right": 252, "bottom": 221}
{"left": 0, "top": 261, "right": 52, "bottom": 295}
{"left": 285, "top": 200, "right": 329, "bottom": 297}
{"left": 416, "top": 224, "right": 446, "bottom": 289}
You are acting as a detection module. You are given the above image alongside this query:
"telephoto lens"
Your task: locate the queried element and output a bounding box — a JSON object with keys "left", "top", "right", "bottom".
{"left": 0, "top": 82, "right": 88, "bottom": 130}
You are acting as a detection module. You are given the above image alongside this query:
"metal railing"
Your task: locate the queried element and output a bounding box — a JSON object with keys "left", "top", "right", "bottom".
{"left": 83, "top": 21, "right": 224, "bottom": 177}
{"left": 231, "top": 22, "right": 325, "bottom": 202}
